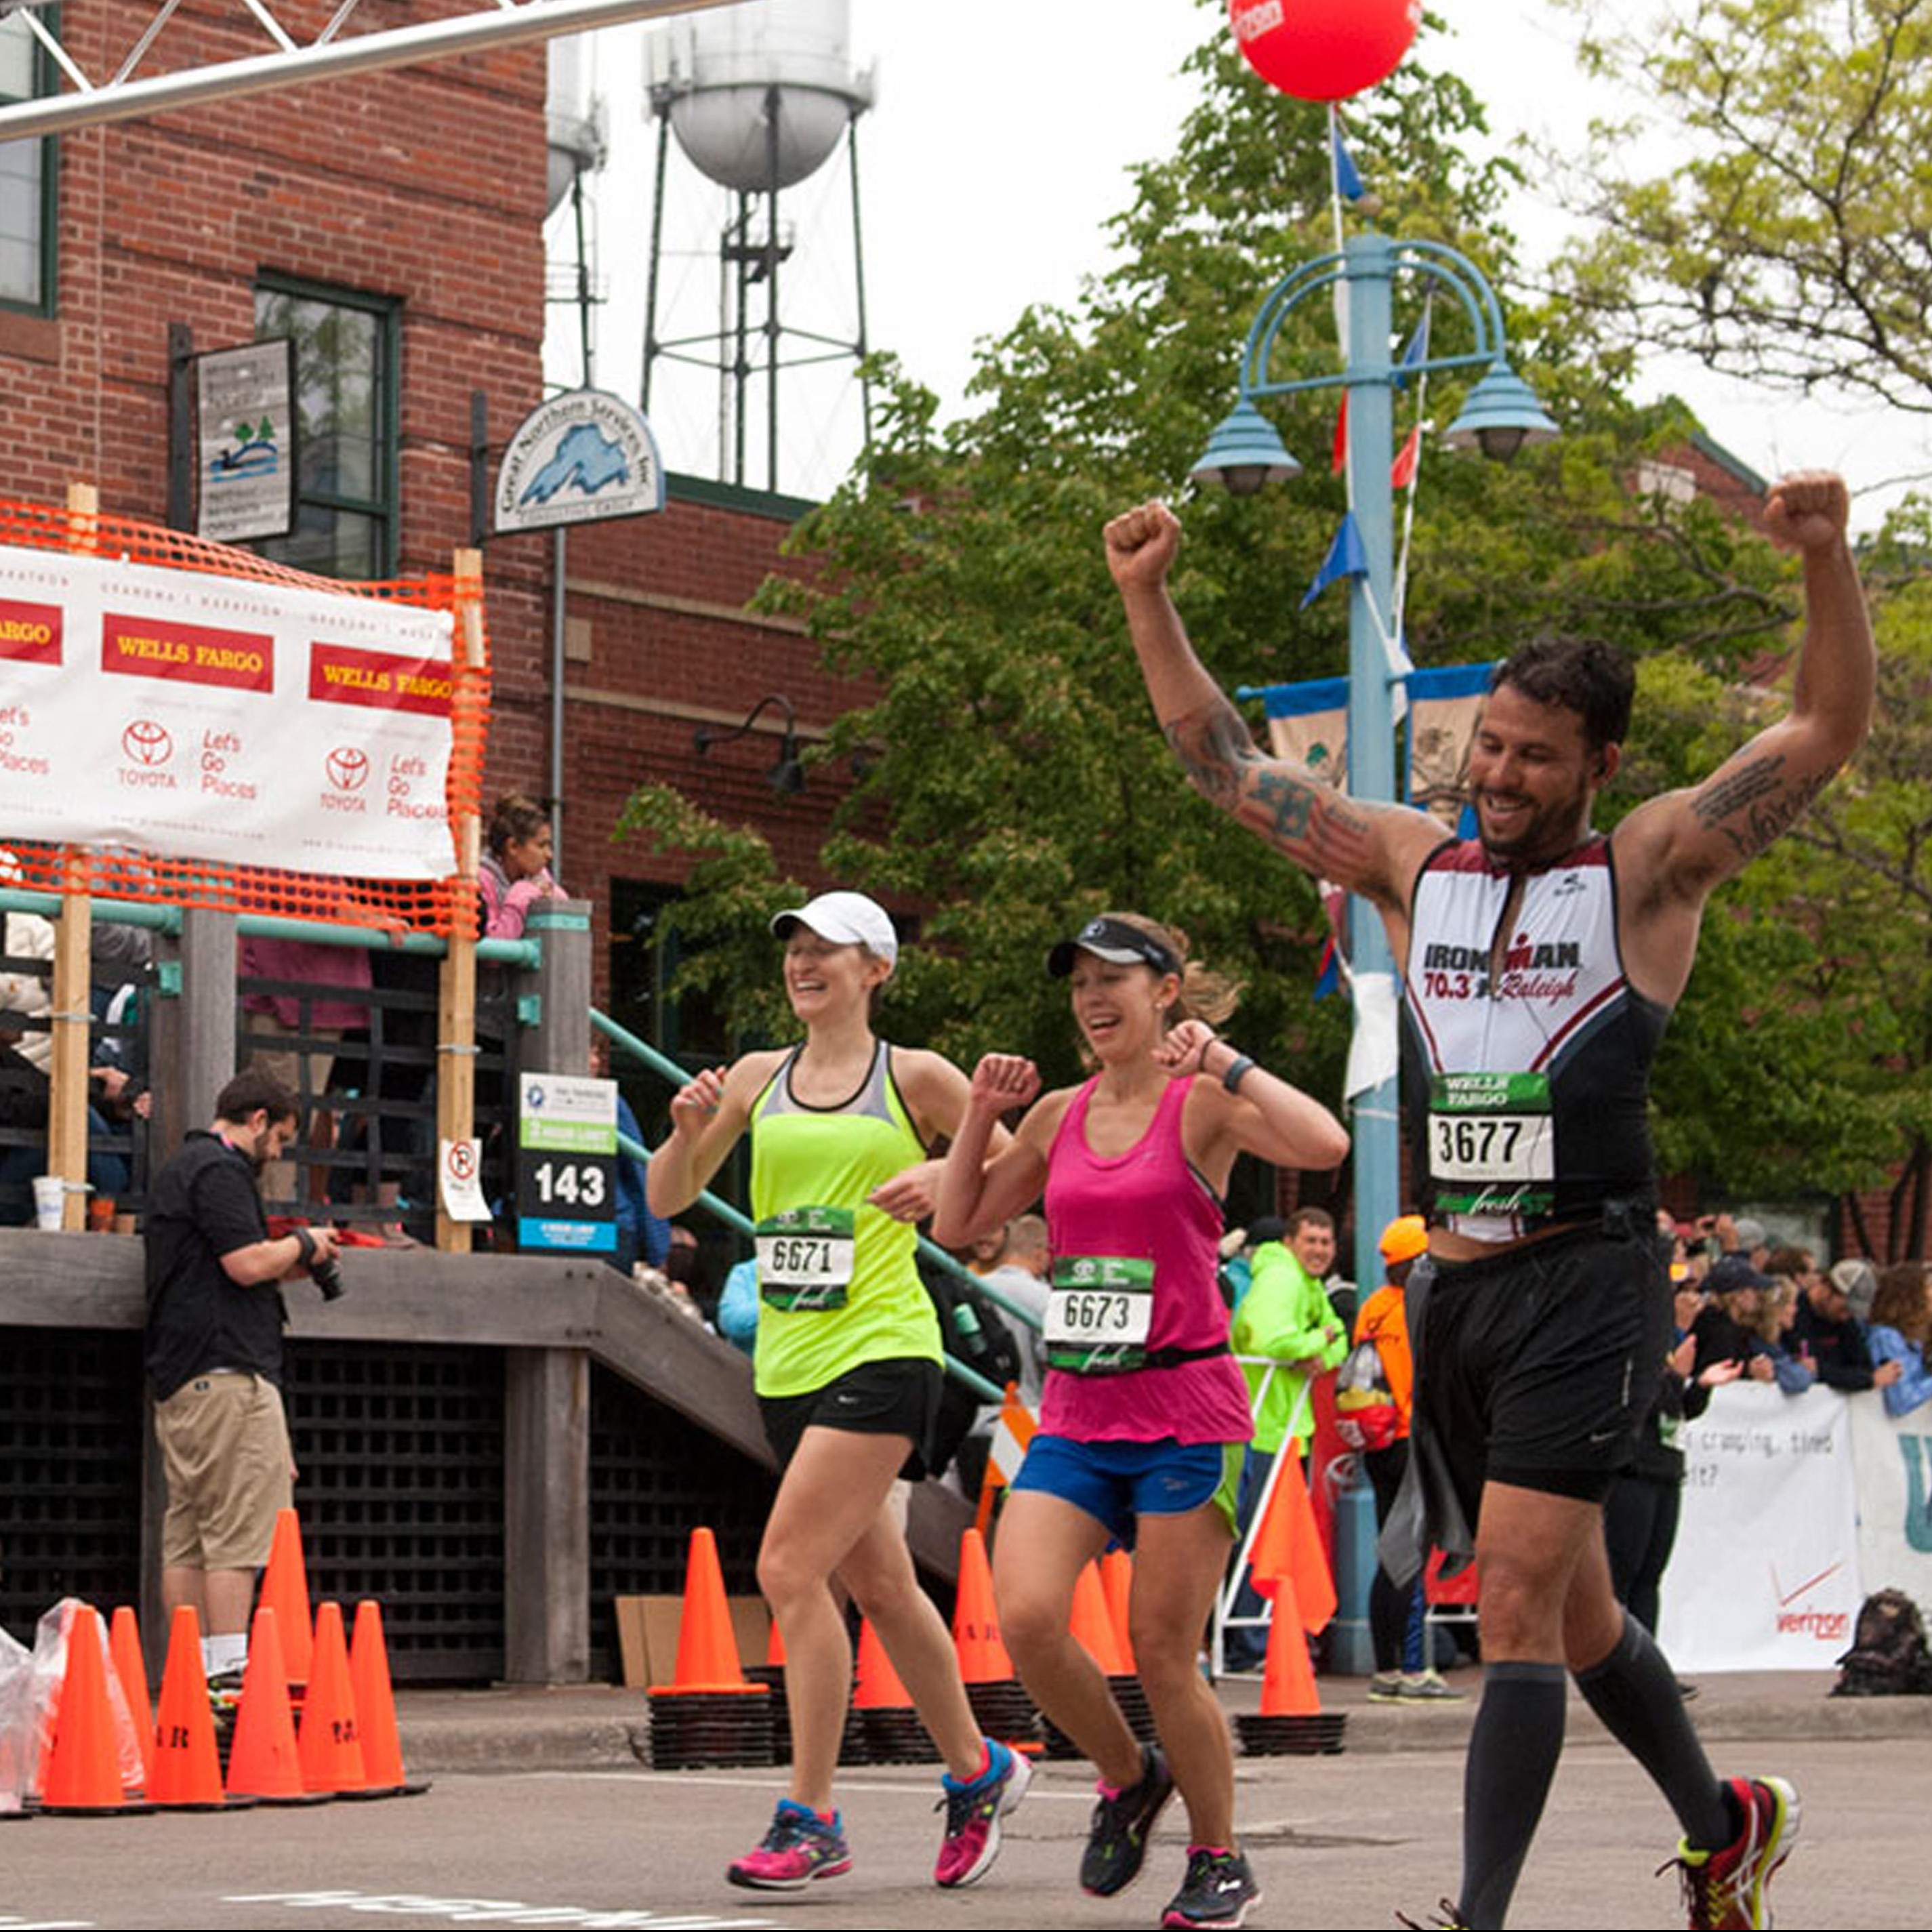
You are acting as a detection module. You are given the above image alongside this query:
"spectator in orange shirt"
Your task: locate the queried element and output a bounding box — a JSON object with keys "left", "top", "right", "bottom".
{"left": 1346, "top": 1215, "right": 1462, "bottom": 1702}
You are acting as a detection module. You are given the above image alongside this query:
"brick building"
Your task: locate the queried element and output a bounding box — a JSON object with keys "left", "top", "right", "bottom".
{"left": 0, "top": 0, "right": 870, "bottom": 1057}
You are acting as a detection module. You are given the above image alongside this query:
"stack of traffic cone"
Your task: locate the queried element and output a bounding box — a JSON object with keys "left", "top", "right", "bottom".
{"left": 350, "top": 1601, "right": 428, "bottom": 1798}
{"left": 1235, "top": 1449, "right": 1346, "bottom": 1756}
{"left": 1100, "top": 1550, "right": 1138, "bottom": 1672}
{"left": 1235, "top": 1572, "right": 1347, "bottom": 1756}
{"left": 258, "top": 1510, "right": 315, "bottom": 1694}
{"left": 297, "top": 1604, "right": 369, "bottom": 1796}
{"left": 38, "top": 1605, "right": 152, "bottom": 1815}
{"left": 1044, "top": 1562, "right": 1152, "bottom": 1760}
{"left": 743, "top": 1614, "right": 792, "bottom": 1767}
{"left": 852, "top": 1617, "right": 934, "bottom": 1765}
{"left": 108, "top": 1607, "right": 154, "bottom": 1793}
{"left": 148, "top": 1606, "right": 252, "bottom": 1811}
{"left": 951, "top": 1529, "right": 1037, "bottom": 1747}
{"left": 646, "top": 1529, "right": 772, "bottom": 1770}
{"left": 225, "top": 1607, "right": 329, "bottom": 1805}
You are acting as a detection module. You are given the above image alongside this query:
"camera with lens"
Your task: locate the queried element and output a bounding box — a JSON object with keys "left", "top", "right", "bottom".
{"left": 293, "top": 1226, "right": 346, "bottom": 1301}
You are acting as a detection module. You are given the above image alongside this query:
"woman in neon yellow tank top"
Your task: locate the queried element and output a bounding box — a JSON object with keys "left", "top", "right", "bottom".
{"left": 646, "top": 890, "right": 1028, "bottom": 1895}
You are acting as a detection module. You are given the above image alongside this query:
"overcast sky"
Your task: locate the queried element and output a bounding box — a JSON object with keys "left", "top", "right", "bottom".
{"left": 546, "top": 1, "right": 1918, "bottom": 531}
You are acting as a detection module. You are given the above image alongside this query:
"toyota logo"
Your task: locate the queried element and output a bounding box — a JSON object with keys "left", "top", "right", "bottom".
{"left": 326, "top": 745, "right": 370, "bottom": 792}
{"left": 121, "top": 719, "right": 173, "bottom": 766}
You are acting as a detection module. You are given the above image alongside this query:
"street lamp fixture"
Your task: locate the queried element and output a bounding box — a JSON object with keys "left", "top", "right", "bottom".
{"left": 1441, "top": 358, "right": 1559, "bottom": 463}
{"left": 693, "top": 693, "right": 806, "bottom": 795}
{"left": 1190, "top": 400, "right": 1303, "bottom": 497}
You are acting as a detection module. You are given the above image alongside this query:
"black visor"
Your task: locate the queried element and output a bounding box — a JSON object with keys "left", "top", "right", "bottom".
{"left": 1046, "top": 917, "right": 1180, "bottom": 979}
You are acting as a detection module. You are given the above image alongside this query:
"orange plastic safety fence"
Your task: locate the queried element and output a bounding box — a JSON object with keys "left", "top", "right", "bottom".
{"left": 0, "top": 497, "right": 491, "bottom": 938}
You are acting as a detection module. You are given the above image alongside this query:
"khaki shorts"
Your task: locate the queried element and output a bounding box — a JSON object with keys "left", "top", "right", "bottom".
{"left": 155, "top": 1372, "right": 293, "bottom": 1570}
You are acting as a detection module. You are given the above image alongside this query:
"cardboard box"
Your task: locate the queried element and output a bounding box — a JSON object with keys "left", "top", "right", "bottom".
{"left": 615, "top": 1592, "right": 770, "bottom": 1687}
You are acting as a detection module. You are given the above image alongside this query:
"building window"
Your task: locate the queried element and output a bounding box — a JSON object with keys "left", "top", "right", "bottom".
{"left": 254, "top": 277, "right": 400, "bottom": 579}
{"left": 0, "top": 14, "right": 57, "bottom": 315}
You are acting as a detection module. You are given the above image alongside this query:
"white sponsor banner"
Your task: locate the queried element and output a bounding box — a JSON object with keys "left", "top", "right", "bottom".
{"left": 1658, "top": 1382, "right": 1861, "bottom": 1672}
{"left": 0, "top": 543, "right": 456, "bottom": 878}
{"left": 1848, "top": 1393, "right": 1932, "bottom": 1607}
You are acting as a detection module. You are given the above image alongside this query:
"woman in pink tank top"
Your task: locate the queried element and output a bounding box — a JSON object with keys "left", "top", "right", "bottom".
{"left": 934, "top": 913, "right": 1347, "bottom": 1931}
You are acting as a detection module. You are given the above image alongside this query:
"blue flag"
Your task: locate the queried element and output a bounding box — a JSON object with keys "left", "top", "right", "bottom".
{"left": 1332, "top": 124, "right": 1366, "bottom": 203}
{"left": 1300, "top": 513, "right": 1368, "bottom": 610}
{"left": 1395, "top": 307, "right": 1432, "bottom": 390}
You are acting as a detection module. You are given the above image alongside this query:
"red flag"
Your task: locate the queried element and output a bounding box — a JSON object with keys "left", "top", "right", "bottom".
{"left": 1391, "top": 425, "right": 1422, "bottom": 489}
{"left": 1331, "top": 394, "right": 1349, "bottom": 476}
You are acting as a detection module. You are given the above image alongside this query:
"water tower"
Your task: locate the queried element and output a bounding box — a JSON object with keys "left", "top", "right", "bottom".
{"left": 546, "top": 35, "right": 609, "bottom": 386}
{"left": 642, "top": 0, "right": 875, "bottom": 493}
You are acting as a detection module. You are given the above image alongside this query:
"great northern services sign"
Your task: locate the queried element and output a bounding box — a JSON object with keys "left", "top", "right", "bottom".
{"left": 495, "top": 390, "right": 665, "bottom": 534}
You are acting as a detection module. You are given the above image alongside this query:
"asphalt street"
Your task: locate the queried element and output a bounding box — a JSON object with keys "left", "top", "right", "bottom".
{"left": 0, "top": 1730, "right": 1920, "bottom": 1930}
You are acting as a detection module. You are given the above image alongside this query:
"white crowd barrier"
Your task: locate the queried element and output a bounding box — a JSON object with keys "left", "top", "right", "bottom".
{"left": 1658, "top": 1380, "right": 1932, "bottom": 1672}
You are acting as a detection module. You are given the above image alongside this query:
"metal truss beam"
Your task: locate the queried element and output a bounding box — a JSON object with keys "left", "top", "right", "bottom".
{"left": 0, "top": 0, "right": 733, "bottom": 142}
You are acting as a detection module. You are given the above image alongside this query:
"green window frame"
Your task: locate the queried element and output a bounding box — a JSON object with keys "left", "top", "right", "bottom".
{"left": 0, "top": 12, "right": 58, "bottom": 317}
{"left": 253, "top": 275, "right": 400, "bottom": 579}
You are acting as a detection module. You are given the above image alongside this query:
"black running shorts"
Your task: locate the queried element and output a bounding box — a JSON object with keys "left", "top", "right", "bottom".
{"left": 1416, "top": 1224, "right": 1672, "bottom": 1515}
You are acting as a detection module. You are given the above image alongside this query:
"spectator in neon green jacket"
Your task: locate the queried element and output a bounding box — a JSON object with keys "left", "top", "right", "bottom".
{"left": 1233, "top": 1210, "right": 1348, "bottom": 1454}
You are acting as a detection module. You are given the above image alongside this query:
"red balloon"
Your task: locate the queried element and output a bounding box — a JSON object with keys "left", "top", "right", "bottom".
{"left": 1230, "top": 0, "right": 1422, "bottom": 104}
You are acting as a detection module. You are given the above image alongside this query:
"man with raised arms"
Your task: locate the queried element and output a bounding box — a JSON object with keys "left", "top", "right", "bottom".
{"left": 1105, "top": 474, "right": 1872, "bottom": 1930}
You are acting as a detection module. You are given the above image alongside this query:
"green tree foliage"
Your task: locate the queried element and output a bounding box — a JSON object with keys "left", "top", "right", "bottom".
{"left": 1614, "top": 567, "right": 1932, "bottom": 1259}
{"left": 1550, "top": 0, "right": 1932, "bottom": 418}
{"left": 617, "top": 7, "right": 1811, "bottom": 1201}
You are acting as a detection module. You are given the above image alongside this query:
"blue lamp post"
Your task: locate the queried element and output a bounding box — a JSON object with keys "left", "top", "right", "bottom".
{"left": 1193, "top": 230, "right": 1555, "bottom": 1672}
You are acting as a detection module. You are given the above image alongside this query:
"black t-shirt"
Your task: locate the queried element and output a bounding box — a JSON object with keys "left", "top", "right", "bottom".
{"left": 143, "top": 1130, "right": 288, "bottom": 1399}
{"left": 1791, "top": 1297, "right": 1876, "bottom": 1392}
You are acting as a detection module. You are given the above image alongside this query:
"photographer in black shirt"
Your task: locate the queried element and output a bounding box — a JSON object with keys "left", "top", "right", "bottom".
{"left": 144, "top": 1069, "right": 340, "bottom": 1697}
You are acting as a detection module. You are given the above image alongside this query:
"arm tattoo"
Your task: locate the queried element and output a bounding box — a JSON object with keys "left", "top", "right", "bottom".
{"left": 1254, "top": 768, "right": 1315, "bottom": 846}
{"left": 1162, "top": 701, "right": 1256, "bottom": 806}
{"left": 1693, "top": 754, "right": 1836, "bottom": 861}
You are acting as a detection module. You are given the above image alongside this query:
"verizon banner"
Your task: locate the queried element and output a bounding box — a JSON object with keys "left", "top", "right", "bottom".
{"left": 1847, "top": 1395, "right": 1932, "bottom": 1609}
{"left": 0, "top": 544, "right": 456, "bottom": 879}
{"left": 1658, "top": 1382, "right": 1861, "bottom": 1672}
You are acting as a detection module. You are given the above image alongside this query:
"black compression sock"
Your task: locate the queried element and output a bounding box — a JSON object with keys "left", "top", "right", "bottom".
{"left": 1572, "top": 1609, "right": 1731, "bottom": 1851}
{"left": 1458, "top": 1661, "right": 1566, "bottom": 1929}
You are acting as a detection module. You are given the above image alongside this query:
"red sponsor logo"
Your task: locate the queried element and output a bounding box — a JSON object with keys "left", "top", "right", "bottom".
{"left": 102, "top": 615, "right": 273, "bottom": 691}
{"left": 309, "top": 642, "right": 452, "bottom": 716}
{"left": 326, "top": 745, "right": 371, "bottom": 792}
{"left": 0, "top": 599, "right": 62, "bottom": 665}
{"left": 121, "top": 719, "right": 173, "bottom": 766}
{"left": 1771, "top": 1561, "right": 1849, "bottom": 1642}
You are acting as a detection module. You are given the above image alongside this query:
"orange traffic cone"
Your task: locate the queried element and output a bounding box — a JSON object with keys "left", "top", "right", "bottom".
{"left": 41, "top": 1606, "right": 150, "bottom": 1814}
{"left": 258, "top": 1509, "right": 314, "bottom": 1689}
{"left": 225, "top": 1607, "right": 325, "bottom": 1805}
{"left": 1100, "top": 1550, "right": 1138, "bottom": 1673}
{"left": 108, "top": 1606, "right": 153, "bottom": 1790}
{"left": 1257, "top": 1574, "right": 1320, "bottom": 1717}
{"left": 765, "top": 1616, "right": 786, "bottom": 1669}
{"left": 1070, "top": 1562, "right": 1130, "bottom": 1676}
{"left": 654, "top": 1527, "right": 753, "bottom": 1693}
{"left": 149, "top": 1606, "right": 243, "bottom": 1810}
{"left": 297, "top": 1603, "right": 367, "bottom": 1796}
{"left": 350, "top": 1601, "right": 426, "bottom": 1797}
{"left": 952, "top": 1529, "right": 1014, "bottom": 1683}
{"left": 853, "top": 1617, "right": 913, "bottom": 1710}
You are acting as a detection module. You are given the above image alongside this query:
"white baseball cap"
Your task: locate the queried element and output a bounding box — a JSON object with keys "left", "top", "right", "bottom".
{"left": 770, "top": 891, "right": 898, "bottom": 970}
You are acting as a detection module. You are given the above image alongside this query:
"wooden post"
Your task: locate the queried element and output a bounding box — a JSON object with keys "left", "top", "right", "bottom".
{"left": 49, "top": 485, "right": 101, "bottom": 1228}
{"left": 525, "top": 899, "right": 592, "bottom": 1077}
{"left": 502, "top": 1345, "right": 591, "bottom": 1684}
{"left": 45, "top": 850, "right": 91, "bottom": 1229}
{"left": 148, "top": 908, "right": 238, "bottom": 1165}
{"left": 436, "top": 547, "right": 485, "bottom": 1254}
